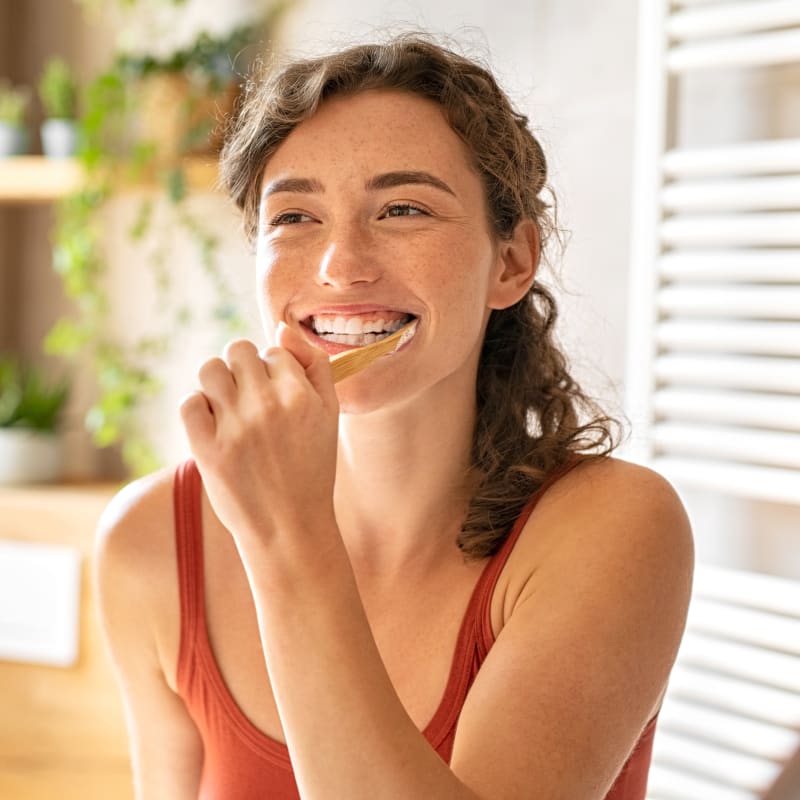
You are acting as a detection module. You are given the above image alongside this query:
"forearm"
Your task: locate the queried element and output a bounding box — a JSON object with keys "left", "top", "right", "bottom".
{"left": 236, "top": 527, "right": 481, "bottom": 800}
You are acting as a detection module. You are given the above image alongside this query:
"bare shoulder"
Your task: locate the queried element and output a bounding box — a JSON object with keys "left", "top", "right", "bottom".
{"left": 502, "top": 456, "right": 694, "bottom": 634}
{"left": 529, "top": 456, "right": 692, "bottom": 557}
{"left": 95, "top": 465, "right": 177, "bottom": 572}
{"left": 94, "top": 465, "right": 205, "bottom": 794}
{"left": 477, "top": 456, "right": 695, "bottom": 747}
{"left": 544, "top": 454, "right": 687, "bottom": 506}
{"left": 452, "top": 469, "right": 694, "bottom": 794}
{"left": 94, "top": 465, "right": 181, "bottom": 647}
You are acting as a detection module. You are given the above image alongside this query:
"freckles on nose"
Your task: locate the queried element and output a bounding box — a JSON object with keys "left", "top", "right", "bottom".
{"left": 317, "top": 240, "right": 380, "bottom": 285}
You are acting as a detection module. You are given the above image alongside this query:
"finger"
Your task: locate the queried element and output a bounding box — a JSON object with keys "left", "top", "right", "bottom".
{"left": 178, "top": 390, "right": 216, "bottom": 447}
{"left": 258, "top": 346, "right": 315, "bottom": 408}
{"left": 260, "top": 345, "right": 303, "bottom": 379}
{"left": 197, "top": 357, "right": 236, "bottom": 420}
{"left": 275, "top": 322, "right": 337, "bottom": 407}
{"left": 223, "top": 338, "right": 268, "bottom": 390}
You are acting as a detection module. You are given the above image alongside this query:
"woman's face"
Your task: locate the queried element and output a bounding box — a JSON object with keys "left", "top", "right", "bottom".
{"left": 256, "top": 88, "right": 511, "bottom": 413}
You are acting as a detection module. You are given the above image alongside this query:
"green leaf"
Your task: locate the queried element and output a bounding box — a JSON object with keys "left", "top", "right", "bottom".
{"left": 0, "top": 354, "right": 70, "bottom": 431}
{"left": 38, "top": 58, "right": 78, "bottom": 119}
{"left": 44, "top": 318, "right": 93, "bottom": 356}
{"left": 164, "top": 166, "right": 187, "bottom": 203}
{"left": 86, "top": 405, "right": 119, "bottom": 447}
{"left": 129, "top": 198, "right": 154, "bottom": 240}
{"left": 122, "top": 437, "right": 163, "bottom": 478}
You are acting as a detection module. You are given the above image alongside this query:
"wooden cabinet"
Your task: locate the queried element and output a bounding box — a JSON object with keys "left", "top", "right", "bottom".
{"left": 0, "top": 481, "right": 133, "bottom": 800}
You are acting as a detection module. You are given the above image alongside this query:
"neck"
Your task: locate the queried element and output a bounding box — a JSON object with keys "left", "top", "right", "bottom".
{"left": 334, "top": 382, "right": 477, "bottom": 581}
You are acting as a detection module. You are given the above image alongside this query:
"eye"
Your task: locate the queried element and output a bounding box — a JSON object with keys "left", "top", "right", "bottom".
{"left": 269, "top": 211, "right": 315, "bottom": 226}
{"left": 381, "top": 203, "right": 428, "bottom": 219}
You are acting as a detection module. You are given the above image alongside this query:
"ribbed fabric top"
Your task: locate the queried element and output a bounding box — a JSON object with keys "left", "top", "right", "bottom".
{"left": 173, "top": 458, "right": 657, "bottom": 799}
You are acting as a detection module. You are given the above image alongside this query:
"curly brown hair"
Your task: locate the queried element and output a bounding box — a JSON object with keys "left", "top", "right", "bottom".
{"left": 220, "top": 32, "right": 621, "bottom": 560}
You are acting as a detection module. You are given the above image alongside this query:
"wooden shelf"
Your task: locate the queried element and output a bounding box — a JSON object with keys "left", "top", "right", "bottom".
{"left": 0, "top": 156, "right": 83, "bottom": 203}
{"left": 0, "top": 155, "right": 221, "bottom": 203}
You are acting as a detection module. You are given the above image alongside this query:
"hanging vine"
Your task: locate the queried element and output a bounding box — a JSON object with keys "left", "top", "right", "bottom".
{"left": 44, "top": 15, "right": 285, "bottom": 476}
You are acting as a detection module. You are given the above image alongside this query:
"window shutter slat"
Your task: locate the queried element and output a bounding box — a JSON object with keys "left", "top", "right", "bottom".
{"left": 661, "top": 212, "right": 800, "bottom": 247}
{"left": 653, "top": 388, "right": 800, "bottom": 431}
{"left": 668, "top": 1, "right": 800, "bottom": 41}
{"left": 668, "top": 28, "right": 800, "bottom": 71}
{"left": 663, "top": 139, "right": 800, "bottom": 177}
{"left": 662, "top": 176, "right": 800, "bottom": 212}
{"left": 659, "top": 250, "right": 800, "bottom": 283}
{"left": 656, "top": 320, "right": 800, "bottom": 355}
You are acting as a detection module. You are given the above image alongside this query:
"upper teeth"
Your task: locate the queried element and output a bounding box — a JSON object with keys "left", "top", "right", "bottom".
{"left": 311, "top": 315, "right": 408, "bottom": 335}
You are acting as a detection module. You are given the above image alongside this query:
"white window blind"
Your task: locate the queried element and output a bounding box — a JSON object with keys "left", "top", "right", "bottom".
{"left": 625, "top": 0, "right": 800, "bottom": 505}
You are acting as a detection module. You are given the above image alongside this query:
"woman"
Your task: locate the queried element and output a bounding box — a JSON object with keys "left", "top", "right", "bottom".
{"left": 96, "top": 33, "right": 693, "bottom": 799}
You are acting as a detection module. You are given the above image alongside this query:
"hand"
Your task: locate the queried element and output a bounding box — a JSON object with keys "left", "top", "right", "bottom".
{"left": 179, "top": 323, "right": 340, "bottom": 544}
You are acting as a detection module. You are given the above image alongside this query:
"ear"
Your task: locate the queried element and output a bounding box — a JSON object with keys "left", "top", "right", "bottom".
{"left": 487, "top": 219, "right": 540, "bottom": 310}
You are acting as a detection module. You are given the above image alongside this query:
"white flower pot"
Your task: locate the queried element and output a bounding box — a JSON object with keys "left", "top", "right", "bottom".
{"left": 0, "top": 122, "right": 28, "bottom": 157}
{"left": 0, "top": 428, "right": 64, "bottom": 484}
{"left": 40, "top": 119, "right": 79, "bottom": 159}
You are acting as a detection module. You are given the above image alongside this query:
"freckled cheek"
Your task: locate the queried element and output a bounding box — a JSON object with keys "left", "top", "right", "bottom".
{"left": 255, "top": 253, "right": 294, "bottom": 330}
{"left": 411, "top": 247, "right": 492, "bottom": 345}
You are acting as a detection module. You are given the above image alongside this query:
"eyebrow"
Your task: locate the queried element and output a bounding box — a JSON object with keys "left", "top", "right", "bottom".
{"left": 366, "top": 170, "right": 456, "bottom": 196}
{"left": 261, "top": 170, "right": 456, "bottom": 199}
{"left": 262, "top": 177, "right": 325, "bottom": 198}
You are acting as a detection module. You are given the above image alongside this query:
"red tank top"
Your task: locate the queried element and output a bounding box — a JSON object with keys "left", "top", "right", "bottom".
{"left": 173, "top": 458, "right": 657, "bottom": 798}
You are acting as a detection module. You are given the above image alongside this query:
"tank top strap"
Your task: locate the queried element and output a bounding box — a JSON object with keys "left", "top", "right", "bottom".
{"left": 423, "top": 458, "right": 588, "bottom": 756}
{"left": 173, "top": 457, "right": 206, "bottom": 690}
{"left": 472, "top": 458, "right": 585, "bottom": 656}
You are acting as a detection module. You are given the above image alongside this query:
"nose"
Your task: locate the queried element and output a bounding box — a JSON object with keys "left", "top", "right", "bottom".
{"left": 316, "top": 223, "right": 381, "bottom": 288}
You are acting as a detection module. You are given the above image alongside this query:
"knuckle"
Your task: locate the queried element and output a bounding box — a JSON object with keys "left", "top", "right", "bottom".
{"left": 197, "top": 357, "right": 226, "bottom": 382}
{"left": 255, "top": 384, "right": 277, "bottom": 406}
{"left": 262, "top": 346, "right": 288, "bottom": 369}
{"left": 178, "top": 392, "right": 205, "bottom": 419}
{"left": 223, "top": 338, "right": 258, "bottom": 360}
{"left": 263, "top": 345, "right": 282, "bottom": 359}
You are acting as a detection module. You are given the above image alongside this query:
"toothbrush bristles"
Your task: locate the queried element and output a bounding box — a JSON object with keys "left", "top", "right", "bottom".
{"left": 330, "top": 318, "right": 417, "bottom": 383}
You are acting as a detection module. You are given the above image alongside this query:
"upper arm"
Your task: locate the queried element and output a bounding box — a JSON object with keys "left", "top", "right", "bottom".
{"left": 94, "top": 471, "right": 204, "bottom": 800}
{"left": 450, "top": 459, "right": 694, "bottom": 799}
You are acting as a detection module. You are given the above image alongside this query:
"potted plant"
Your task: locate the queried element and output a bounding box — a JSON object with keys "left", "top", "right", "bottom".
{"left": 0, "top": 79, "right": 31, "bottom": 157}
{"left": 38, "top": 57, "right": 80, "bottom": 158}
{"left": 0, "top": 355, "right": 71, "bottom": 484}
{"left": 119, "top": 24, "right": 258, "bottom": 164}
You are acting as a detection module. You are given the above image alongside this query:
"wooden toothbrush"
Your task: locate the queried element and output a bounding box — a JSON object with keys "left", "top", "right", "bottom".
{"left": 330, "top": 319, "right": 418, "bottom": 383}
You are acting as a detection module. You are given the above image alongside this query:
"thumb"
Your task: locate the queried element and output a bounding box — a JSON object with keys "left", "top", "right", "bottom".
{"left": 275, "top": 322, "right": 337, "bottom": 405}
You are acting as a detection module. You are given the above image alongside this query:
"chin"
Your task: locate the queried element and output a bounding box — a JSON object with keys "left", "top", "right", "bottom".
{"left": 335, "top": 369, "right": 418, "bottom": 416}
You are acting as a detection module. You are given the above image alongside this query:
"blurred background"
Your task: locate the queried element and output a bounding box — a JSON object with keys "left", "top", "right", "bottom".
{"left": 1, "top": 1, "right": 799, "bottom": 798}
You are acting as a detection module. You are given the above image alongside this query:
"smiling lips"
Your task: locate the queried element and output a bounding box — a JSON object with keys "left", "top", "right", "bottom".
{"left": 307, "top": 311, "right": 415, "bottom": 347}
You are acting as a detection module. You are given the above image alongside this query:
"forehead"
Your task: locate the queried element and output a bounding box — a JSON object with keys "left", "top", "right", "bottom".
{"left": 261, "top": 89, "right": 478, "bottom": 184}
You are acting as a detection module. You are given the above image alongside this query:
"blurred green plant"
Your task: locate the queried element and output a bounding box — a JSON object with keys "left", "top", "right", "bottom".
{"left": 43, "top": 17, "right": 287, "bottom": 476}
{"left": 116, "top": 24, "right": 263, "bottom": 88}
{"left": 0, "top": 355, "right": 71, "bottom": 432}
{"left": 0, "top": 79, "right": 31, "bottom": 125}
{"left": 38, "top": 58, "right": 79, "bottom": 119}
